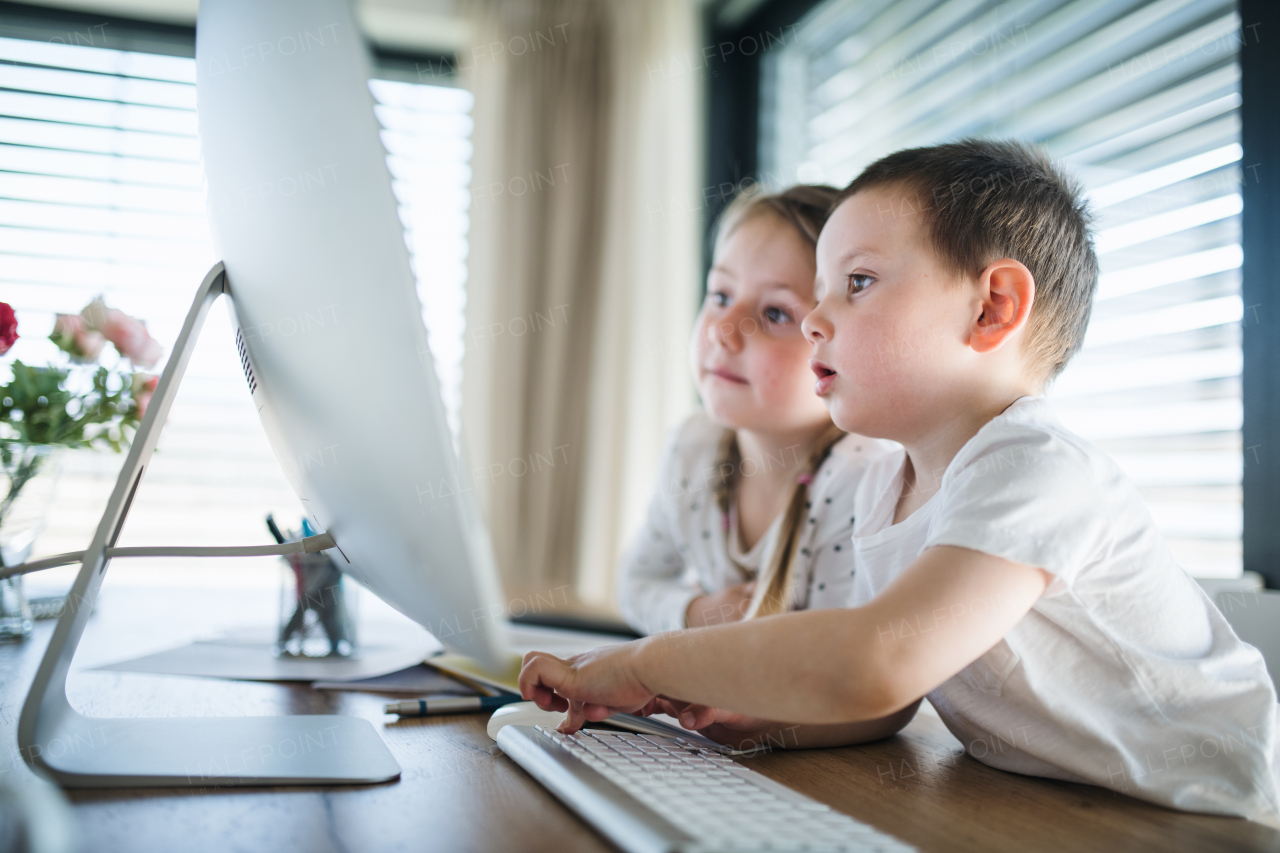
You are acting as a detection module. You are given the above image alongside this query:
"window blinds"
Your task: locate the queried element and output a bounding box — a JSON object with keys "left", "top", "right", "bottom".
{"left": 760, "top": 0, "right": 1244, "bottom": 577}
{"left": 0, "top": 33, "right": 472, "bottom": 582}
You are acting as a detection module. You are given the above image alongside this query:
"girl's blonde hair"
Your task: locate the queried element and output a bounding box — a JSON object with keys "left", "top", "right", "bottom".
{"left": 714, "top": 424, "right": 847, "bottom": 618}
{"left": 712, "top": 183, "right": 840, "bottom": 261}
{"left": 709, "top": 184, "right": 844, "bottom": 618}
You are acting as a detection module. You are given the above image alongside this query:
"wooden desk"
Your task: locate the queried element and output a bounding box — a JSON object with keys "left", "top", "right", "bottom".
{"left": 2, "top": 585, "right": 1278, "bottom": 853}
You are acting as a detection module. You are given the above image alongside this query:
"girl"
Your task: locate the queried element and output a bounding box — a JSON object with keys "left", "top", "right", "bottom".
{"left": 617, "top": 186, "right": 892, "bottom": 635}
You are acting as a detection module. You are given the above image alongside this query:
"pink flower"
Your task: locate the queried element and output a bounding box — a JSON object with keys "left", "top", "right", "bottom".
{"left": 50, "top": 313, "right": 106, "bottom": 363}
{"left": 131, "top": 373, "right": 160, "bottom": 419}
{"left": 81, "top": 298, "right": 162, "bottom": 368}
{"left": 0, "top": 302, "right": 16, "bottom": 355}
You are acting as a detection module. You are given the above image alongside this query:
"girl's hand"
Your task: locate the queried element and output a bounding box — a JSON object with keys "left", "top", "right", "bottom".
{"left": 685, "top": 581, "right": 755, "bottom": 627}
{"left": 519, "top": 642, "right": 657, "bottom": 733}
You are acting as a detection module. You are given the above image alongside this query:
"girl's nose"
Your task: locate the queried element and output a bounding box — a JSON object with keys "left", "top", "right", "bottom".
{"left": 708, "top": 307, "right": 747, "bottom": 353}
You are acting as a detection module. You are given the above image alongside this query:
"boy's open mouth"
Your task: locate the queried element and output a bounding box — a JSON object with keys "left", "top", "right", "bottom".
{"left": 810, "top": 359, "right": 837, "bottom": 396}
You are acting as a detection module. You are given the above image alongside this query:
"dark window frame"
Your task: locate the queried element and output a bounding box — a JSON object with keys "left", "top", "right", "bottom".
{"left": 0, "top": 0, "right": 197, "bottom": 56}
{"left": 1239, "top": 0, "right": 1278, "bottom": 588}
{"left": 702, "top": 0, "right": 824, "bottom": 272}
{"left": 0, "top": 1, "right": 457, "bottom": 82}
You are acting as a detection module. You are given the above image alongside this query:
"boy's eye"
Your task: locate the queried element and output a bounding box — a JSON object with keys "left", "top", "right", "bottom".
{"left": 763, "top": 306, "right": 793, "bottom": 325}
{"left": 846, "top": 273, "right": 875, "bottom": 295}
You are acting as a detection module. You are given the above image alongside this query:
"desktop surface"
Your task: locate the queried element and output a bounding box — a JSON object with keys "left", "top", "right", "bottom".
{"left": 2, "top": 586, "right": 1278, "bottom": 853}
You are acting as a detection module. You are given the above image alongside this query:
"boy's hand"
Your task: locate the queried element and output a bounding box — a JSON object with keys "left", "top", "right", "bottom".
{"left": 652, "top": 697, "right": 733, "bottom": 731}
{"left": 652, "top": 697, "right": 924, "bottom": 751}
{"left": 685, "top": 581, "right": 755, "bottom": 627}
{"left": 519, "top": 643, "right": 657, "bottom": 733}
{"left": 651, "top": 698, "right": 783, "bottom": 751}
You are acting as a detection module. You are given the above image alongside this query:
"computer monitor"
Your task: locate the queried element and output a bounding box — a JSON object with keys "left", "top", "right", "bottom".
{"left": 196, "top": 0, "right": 510, "bottom": 669}
{"left": 17, "top": 0, "right": 513, "bottom": 788}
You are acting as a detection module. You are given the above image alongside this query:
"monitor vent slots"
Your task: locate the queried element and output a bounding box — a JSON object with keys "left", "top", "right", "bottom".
{"left": 235, "top": 328, "right": 258, "bottom": 394}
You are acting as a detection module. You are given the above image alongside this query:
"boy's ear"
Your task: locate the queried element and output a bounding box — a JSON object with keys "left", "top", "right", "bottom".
{"left": 969, "top": 258, "right": 1035, "bottom": 354}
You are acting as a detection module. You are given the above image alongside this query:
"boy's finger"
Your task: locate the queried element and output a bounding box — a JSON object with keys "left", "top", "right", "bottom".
{"left": 519, "top": 654, "right": 571, "bottom": 711}
{"left": 658, "top": 698, "right": 690, "bottom": 718}
{"left": 558, "top": 700, "right": 588, "bottom": 734}
{"left": 531, "top": 687, "right": 568, "bottom": 712}
{"left": 519, "top": 652, "right": 561, "bottom": 699}
{"left": 582, "top": 703, "right": 614, "bottom": 721}
{"left": 677, "top": 703, "right": 716, "bottom": 730}
{"left": 692, "top": 705, "right": 721, "bottom": 729}
{"left": 518, "top": 654, "right": 542, "bottom": 700}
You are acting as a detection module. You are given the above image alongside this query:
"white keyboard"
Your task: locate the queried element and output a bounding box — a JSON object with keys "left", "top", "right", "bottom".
{"left": 496, "top": 724, "right": 916, "bottom": 853}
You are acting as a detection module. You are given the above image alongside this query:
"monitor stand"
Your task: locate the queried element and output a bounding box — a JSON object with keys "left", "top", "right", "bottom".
{"left": 17, "top": 263, "right": 401, "bottom": 788}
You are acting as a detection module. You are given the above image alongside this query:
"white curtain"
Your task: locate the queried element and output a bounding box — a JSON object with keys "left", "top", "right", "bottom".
{"left": 573, "top": 0, "right": 702, "bottom": 608}
{"left": 462, "top": 0, "right": 700, "bottom": 607}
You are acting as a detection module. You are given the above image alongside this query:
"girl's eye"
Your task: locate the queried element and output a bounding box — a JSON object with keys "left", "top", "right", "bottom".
{"left": 709, "top": 290, "right": 730, "bottom": 307}
{"left": 847, "top": 273, "right": 875, "bottom": 295}
{"left": 763, "top": 306, "right": 793, "bottom": 325}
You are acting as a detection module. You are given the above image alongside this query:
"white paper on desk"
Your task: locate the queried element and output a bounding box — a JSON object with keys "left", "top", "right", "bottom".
{"left": 92, "top": 641, "right": 436, "bottom": 682}
{"left": 504, "top": 623, "right": 635, "bottom": 658}
{"left": 313, "top": 663, "right": 479, "bottom": 694}
{"left": 92, "top": 622, "right": 440, "bottom": 682}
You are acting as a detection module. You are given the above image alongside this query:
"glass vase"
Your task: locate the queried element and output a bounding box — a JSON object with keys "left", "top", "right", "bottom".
{"left": 0, "top": 444, "right": 64, "bottom": 641}
{"left": 277, "top": 552, "right": 359, "bottom": 659}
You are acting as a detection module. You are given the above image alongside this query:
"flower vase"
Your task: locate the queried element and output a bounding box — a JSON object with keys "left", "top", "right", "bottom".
{"left": 0, "top": 444, "right": 63, "bottom": 641}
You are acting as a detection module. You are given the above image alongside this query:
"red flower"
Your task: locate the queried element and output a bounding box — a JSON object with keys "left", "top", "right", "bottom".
{"left": 0, "top": 302, "right": 17, "bottom": 355}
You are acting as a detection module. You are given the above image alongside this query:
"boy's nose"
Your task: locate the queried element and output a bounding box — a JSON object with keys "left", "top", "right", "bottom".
{"left": 802, "top": 303, "right": 831, "bottom": 343}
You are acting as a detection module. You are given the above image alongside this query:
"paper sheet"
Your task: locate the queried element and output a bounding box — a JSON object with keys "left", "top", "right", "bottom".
{"left": 93, "top": 622, "right": 440, "bottom": 683}
{"left": 426, "top": 622, "right": 636, "bottom": 694}
{"left": 312, "top": 664, "right": 480, "bottom": 694}
{"left": 93, "top": 639, "right": 436, "bottom": 682}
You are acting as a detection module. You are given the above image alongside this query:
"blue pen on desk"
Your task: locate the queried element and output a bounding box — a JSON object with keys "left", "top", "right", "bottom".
{"left": 385, "top": 694, "right": 522, "bottom": 717}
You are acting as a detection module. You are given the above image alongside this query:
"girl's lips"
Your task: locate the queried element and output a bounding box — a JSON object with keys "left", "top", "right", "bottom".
{"left": 810, "top": 359, "right": 836, "bottom": 396}
{"left": 706, "top": 367, "right": 748, "bottom": 385}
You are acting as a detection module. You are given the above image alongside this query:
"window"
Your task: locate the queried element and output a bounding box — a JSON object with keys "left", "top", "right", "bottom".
{"left": 0, "top": 26, "right": 471, "bottom": 586}
{"left": 760, "top": 0, "right": 1244, "bottom": 577}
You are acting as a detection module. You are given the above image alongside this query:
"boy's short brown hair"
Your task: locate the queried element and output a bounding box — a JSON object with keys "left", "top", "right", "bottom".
{"left": 839, "top": 139, "right": 1097, "bottom": 381}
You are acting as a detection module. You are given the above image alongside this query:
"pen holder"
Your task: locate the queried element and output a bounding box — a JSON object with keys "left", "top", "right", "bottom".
{"left": 276, "top": 549, "right": 359, "bottom": 658}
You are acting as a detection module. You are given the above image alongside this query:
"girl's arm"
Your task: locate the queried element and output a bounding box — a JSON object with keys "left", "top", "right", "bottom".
{"left": 684, "top": 581, "right": 755, "bottom": 627}
{"left": 616, "top": 493, "right": 701, "bottom": 635}
{"left": 522, "top": 545, "right": 1049, "bottom": 731}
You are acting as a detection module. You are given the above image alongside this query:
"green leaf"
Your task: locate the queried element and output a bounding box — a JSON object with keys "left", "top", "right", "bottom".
{"left": 1, "top": 360, "right": 141, "bottom": 453}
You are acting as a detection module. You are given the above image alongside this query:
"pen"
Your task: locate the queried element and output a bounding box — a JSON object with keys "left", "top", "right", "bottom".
{"left": 385, "top": 694, "right": 522, "bottom": 717}
{"left": 265, "top": 514, "right": 286, "bottom": 544}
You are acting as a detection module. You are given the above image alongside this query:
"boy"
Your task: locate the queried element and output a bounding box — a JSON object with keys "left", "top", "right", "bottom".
{"left": 519, "top": 141, "right": 1280, "bottom": 824}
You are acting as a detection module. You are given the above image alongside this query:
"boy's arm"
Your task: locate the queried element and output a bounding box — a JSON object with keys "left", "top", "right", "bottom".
{"left": 653, "top": 698, "right": 921, "bottom": 750}
{"left": 521, "top": 545, "right": 1050, "bottom": 731}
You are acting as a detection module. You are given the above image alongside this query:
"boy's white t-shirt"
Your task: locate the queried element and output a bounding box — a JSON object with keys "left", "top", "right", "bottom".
{"left": 617, "top": 411, "right": 894, "bottom": 635}
{"left": 849, "top": 396, "right": 1280, "bottom": 824}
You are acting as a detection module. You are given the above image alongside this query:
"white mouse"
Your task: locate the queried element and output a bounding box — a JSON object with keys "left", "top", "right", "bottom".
{"left": 486, "top": 700, "right": 567, "bottom": 741}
